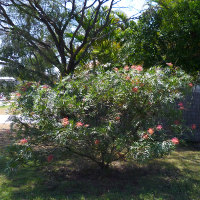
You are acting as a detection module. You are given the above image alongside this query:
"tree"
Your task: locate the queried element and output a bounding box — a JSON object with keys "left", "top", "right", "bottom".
{"left": 123, "top": 0, "right": 200, "bottom": 73}
{"left": 89, "top": 11, "right": 134, "bottom": 69}
{"left": 0, "top": 0, "right": 119, "bottom": 83}
{"left": 155, "top": 0, "right": 200, "bottom": 73}
{"left": 121, "top": 6, "right": 163, "bottom": 68}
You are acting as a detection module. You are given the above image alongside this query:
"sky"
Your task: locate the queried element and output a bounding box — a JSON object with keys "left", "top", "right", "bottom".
{"left": 113, "top": 0, "right": 148, "bottom": 18}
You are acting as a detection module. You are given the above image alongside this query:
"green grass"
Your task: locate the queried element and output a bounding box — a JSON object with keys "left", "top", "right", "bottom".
{"left": 1, "top": 146, "right": 200, "bottom": 200}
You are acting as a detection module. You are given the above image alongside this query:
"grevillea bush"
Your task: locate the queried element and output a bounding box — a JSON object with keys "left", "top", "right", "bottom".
{"left": 9, "top": 65, "right": 194, "bottom": 169}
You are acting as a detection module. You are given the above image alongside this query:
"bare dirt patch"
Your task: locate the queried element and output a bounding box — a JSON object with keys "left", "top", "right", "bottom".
{"left": 0, "top": 107, "right": 11, "bottom": 115}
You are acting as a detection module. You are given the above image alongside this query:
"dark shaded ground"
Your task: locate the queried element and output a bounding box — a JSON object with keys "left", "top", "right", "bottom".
{"left": 0, "top": 146, "right": 200, "bottom": 200}
{"left": 0, "top": 124, "right": 200, "bottom": 200}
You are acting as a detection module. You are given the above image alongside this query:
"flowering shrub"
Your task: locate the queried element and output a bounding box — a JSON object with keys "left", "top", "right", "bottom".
{"left": 10, "top": 66, "right": 193, "bottom": 169}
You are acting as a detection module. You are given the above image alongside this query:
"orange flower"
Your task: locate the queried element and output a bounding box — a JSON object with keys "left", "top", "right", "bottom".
{"left": 189, "top": 83, "right": 193, "bottom": 87}
{"left": 191, "top": 124, "right": 196, "bottom": 130}
{"left": 95, "top": 140, "right": 100, "bottom": 145}
{"left": 20, "top": 138, "right": 28, "bottom": 144}
{"left": 132, "top": 87, "right": 138, "bottom": 93}
{"left": 16, "top": 93, "right": 21, "bottom": 97}
{"left": 178, "top": 102, "right": 183, "bottom": 107}
{"left": 156, "top": 125, "right": 162, "bottom": 131}
{"left": 76, "top": 122, "right": 84, "bottom": 127}
{"left": 171, "top": 137, "right": 179, "bottom": 145}
{"left": 142, "top": 134, "right": 148, "bottom": 139}
{"left": 178, "top": 102, "right": 185, "bottom": 110}
{"left": 148, "top": 128, "right": 154, "bottom": 135}
{"left": 47, "top": 154, "right": 54, "bottom": 162}
{"left": 131, "top": 65, "right": 143, "bottom": 72}
{"left": 42, "top": 85, "right": 49, "bottom": 89}
{"left": 166, "top": 62, "right": 173, "bottom": 67}
{"left": 131, "top": 65, "right": 136, "bottom": 69}
{"left": 135, "top": 65, "right": 143, "bottom": 71}
{"left": 113, "top": 67, "right": 119, "bottom": 72}
{"left": 124, "top": 65, "right": 129, "bottom": 71}
{"left": 61, "top": 117, "right": 69, "bottom": 126}
{"left": 115, "top": 116, "right": 120, "bottom": 121}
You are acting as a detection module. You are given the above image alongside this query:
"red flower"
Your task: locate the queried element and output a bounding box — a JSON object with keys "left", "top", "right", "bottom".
{"left": 166, "top": 62, "right": 173, "bottom": 67}
{"left": 95, "top": 140, "right": 100, "bottom": 145}
{"left": 142, "top": 134, "right": 148, "bottom": 139}
{"left": 84, "top": 124, "right": 90, "bottom": 127}
{"left": 174, "top": 120, "right": 180, "bottom": 125}
{"left": 131, "top": 65, "right": 137, "bottom": 69}
{"left": 135, "top": 65, "right": 143, "bottom": 71}
{"left": 131, "top": 65, "right": 143, "bottom": 72}
{"left": 179, "top": 106, "right": 185, "bottom": 110}
{"left": 178, "top": 102, "right": 183, "bottom": 107}
{"left": 132, "top": 87, "right": 138, "bottom": 93}
{"left": 113, "top": 67, "right": 119, "bottom": 72}
{"left": 115, "top": 116, "right": 120, "bottom": 121}
{"left": 76, "top": 122, "right": 84, "bottom": 127}
{"left": 42, "top": 85, "right": 49, "bottom": 89}
{"left": 191, "top": 124, "right": 196, "bottom": 130}
{"left": 124, "top": 66, "right": 129, "bottom": 71}
{"left": 20, "top": 138, "right": 28, "bottom": 144}
{"left": 171, "top": 137, "right": 179, "bottom": 145}
{"left": 16, "top": 93, "right": 21, "bottom": 97}
{"left": 47, "top": 154, "right": 54, "bottom": 162}
{"left": 156, "top": 125, "right": 163, "bottom": 131}
{"left": 148, "top": 128, "right": 154, "bottom": 135}
{"left": 61, "top": 117, "right": 69, "bottom": 126}
{"left": 189, "top": 83, "right": 193, "bottom": 87}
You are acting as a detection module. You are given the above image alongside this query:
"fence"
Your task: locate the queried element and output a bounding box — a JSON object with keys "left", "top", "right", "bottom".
{"left": 183, "top": 86, "right": 200, "bottom": 142}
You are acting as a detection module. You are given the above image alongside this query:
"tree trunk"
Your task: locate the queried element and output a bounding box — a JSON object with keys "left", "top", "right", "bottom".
{"left": 65, "top": 58, "right": 76, "bottom": 76}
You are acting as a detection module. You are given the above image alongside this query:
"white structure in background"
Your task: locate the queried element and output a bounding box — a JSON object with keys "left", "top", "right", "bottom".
{"left": 0, "top": 77, "right": 18, "bottom": 87}
{"left": 0, "top": 77, "right": 18, "bottom": 101}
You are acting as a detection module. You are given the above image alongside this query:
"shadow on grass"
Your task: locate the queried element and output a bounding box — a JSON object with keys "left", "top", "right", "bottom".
{"left": 1, "top": 147, "right": 200, "bottom": 200}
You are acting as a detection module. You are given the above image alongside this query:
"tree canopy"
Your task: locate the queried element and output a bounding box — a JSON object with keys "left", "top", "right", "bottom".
{"left": 0, "top": 0, "right": 121, "bottom": 83}
{"left": 125, "top": 0, "right": 200, "bottom": 73}
{"left": 0, "top": 0, "right": 199, "bottom": 83}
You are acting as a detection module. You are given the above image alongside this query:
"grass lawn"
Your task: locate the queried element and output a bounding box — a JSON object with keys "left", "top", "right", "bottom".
{"left": 0, "top": 142, "right": 200, "bottom": 200}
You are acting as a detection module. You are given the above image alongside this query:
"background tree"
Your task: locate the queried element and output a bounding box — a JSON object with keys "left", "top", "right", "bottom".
{"left": 122, "top": 0, "right": 200, "bottom": 73}
{"left": 88, "top": 11, "right": 133, "bottom": 69}
{"left": 155, "top": 0, "right": 200, "bottom": 73}
{"left": 0, "top": 0, "right": 119, "bottom": 83}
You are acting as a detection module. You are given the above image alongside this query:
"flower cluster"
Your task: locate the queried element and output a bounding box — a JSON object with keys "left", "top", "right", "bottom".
{"left": 61, "top": 117, "right": 69, "bottom": 126}
{"left": 20, "top": 138, "right": 28, "bottom": 145}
